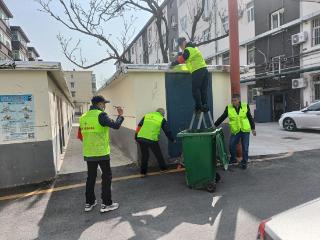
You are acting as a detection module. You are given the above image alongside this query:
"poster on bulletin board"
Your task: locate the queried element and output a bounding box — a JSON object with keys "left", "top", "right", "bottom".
{"left": 0, "top": 94, "right": 35, "bottom": 143}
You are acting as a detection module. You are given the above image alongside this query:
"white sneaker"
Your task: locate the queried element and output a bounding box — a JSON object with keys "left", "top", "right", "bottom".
{"left": 100, "top": 202, "right": 119, "bottom": 213}
{"left": 84, "top": 200, "right": 97, "bottom": 212}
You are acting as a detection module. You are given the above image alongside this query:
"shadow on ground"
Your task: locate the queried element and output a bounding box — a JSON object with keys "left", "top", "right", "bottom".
{"left": 25, "top": 149, "right": 320, "bottom": 240}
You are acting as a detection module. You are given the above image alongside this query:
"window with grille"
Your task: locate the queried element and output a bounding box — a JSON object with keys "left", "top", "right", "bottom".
{"left": 314, "top": 75, "right": 320, "bottom": 100}
{"left": 202, "top": 28, "right": 210, "bottom": 41}
{"left": 222, "top": 52, "right": 230, "bottom": 65}
{"left": 247, "top": 43, "right": 255, "bottom": 65}
{"left": 221, "top": 16, "right": 229, "bottom": 33}
{"left": 180, "top": 15, "right": 187, "bottom": 32}
{"left": 247, "top": 1, "right": 254, "bottom": 23}
{"left": 312, "top": 18, "right": 320, "bottom": 46}
{"left": 270, "top": 8, "right": 284, "bottom": 30}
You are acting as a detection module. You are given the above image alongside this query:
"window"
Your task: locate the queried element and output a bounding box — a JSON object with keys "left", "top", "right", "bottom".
{"left": 71, "top": 91, "right": 76, "bottom": 97}
{"left": 172, "top": 38, "right": 177, "bottom": 51}
{"left": 270, "top": 8, "right": 284, "bottom": 29}
{"left": 202, "top": 28, "right": 210, "bottom": 41}
{"left": 246, "top": 1, "right": 254, "bottom": 23}
{"left": 70, "top": 82, "right": 75, "bottom": 88}
{"left": 0, "top": 31, "right": 3, "bottom": 43}
{"left": 171, "top": 16, "right": 177, "bottom": 28}
{"left": 222, "top": 52, "right": 230, "bottom": 65}
{"left": 247, "top": 85, "right": 258, "bottom": 104}
{"left": 247, "top": 43, "right": 255, "bottom": 65}
{"left": 314, "top": 76, "right": 320, "bottom": 100}
{"left": 148, "top": 28, "right": 152, "bottom": 41}
{"left": 71, "top": 74, "right": 74, "bottom": 79}
{"left": 221, "top": 16, "right": 229, "bottom": 33}
{"left": 139, "top": 38, "right": 142, "bottom": 47}
{"left": 12, "top": 31, "right": 18, "bottom": 41}
{"left": 131, "top": 47, "right": 134, "bottom": 54}
{"left": 12, "top": 50, "right": 20, "bottom": 60}
{"left": 312, "top": 18, "right": 320, "bottom": 46}
{"left": 180, "top": 15, "right": 187, "bottom": 32}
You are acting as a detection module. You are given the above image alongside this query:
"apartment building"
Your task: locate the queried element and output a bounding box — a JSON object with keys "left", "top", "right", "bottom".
{"left": 64, "top": 70, "right": 93, "bottom": 115}
{"left": 0, "top": 0, "right": 13, "bottom": 61}
{"left": 301, "top": 1, "right": 320, "bottom": 106}
{"left": 10, "top": 26, "right": 30, "bottom": 61}
{"left": 91, "top": 74, "right": 97, "bottom": 96}
{"left": 120, "top": 0, "right": 320, "bottom": 122}
{"left": 27, "top": 46, "right": 40, "bottom": 61}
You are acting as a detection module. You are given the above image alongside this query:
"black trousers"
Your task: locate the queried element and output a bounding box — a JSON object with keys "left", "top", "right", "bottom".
{"left": 86, "top": 160, "right": 112, "bottom": 205}
{"left": 191, "top": 68, "right": 209, "bottom": 110}
{"left": 139, "top": 141, "right": 167, "bottom": 174}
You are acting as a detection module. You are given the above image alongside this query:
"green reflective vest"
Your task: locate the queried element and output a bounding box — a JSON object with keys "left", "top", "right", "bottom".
{"left": 137, "top": 112, "right": 164, "bottom": 141}
{"left": 228, "top": 103, "right": 251, "bottom": 135}
{"left": 185, "top": 47, "right": 207, "bottom": 73}
{"left": 79, "top": 109, "right": 110, "bottom": 157}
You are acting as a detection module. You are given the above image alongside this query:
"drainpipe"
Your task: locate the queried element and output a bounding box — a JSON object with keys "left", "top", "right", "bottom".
{"left": 228, "top": 0, "right": 241, "bottom": 95}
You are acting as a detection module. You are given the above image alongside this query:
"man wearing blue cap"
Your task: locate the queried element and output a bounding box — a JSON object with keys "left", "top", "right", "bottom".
{"left": 78, "top": 95, "right": 124, "bottom": 213}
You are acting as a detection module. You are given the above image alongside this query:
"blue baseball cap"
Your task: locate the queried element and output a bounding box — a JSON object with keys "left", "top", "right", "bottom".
{"left": 91, "top": 95, "right": 110, "bottom": 104}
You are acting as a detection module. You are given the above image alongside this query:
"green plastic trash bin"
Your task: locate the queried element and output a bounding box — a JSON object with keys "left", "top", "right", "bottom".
{"left": 177, "top": 128, "right": 228, "bottom": 192}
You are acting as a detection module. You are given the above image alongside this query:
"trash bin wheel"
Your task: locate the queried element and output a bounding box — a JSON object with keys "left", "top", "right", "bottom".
{"left": 206, "top": 182, "right": 216, "bottom": 193}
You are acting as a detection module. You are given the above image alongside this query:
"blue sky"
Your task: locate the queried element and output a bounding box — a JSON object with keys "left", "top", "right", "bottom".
{"left": 4, "top": 0, "right": 150, "bottom": 88}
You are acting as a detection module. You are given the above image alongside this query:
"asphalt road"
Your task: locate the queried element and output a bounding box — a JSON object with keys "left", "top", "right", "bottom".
{"left": 1, "top": 149, "right": 320, "bottom": 240}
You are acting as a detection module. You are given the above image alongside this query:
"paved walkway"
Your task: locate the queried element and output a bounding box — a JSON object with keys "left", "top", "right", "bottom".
{"left": 61, "top": 122, "right": 320, "bottom": 174}
{"left": 250, "top": 123, "right": 320, "bottom": 156}
{"left": 60, "top": 123, "right": 133, "bottom": 175}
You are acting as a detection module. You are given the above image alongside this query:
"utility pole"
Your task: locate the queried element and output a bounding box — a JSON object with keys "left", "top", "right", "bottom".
{"left": 228, "top": 0, "right": 241, "bottom": 95}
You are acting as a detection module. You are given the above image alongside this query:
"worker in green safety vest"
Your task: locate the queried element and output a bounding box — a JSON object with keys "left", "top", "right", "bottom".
{"left": 214, "top": 94, "right": 256, "bottom": 170}
{"left": 78, "top": 95, "right": 124, "bottom": 213}
{"left": 170, "top": 37, "right": 209, "bottom": 114}
{"left": 135, "top": 108, "right": 175, "bottom": 177}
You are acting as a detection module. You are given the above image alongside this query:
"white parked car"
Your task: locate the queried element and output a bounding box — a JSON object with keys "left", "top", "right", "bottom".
{"left": 279, "top": 101, "right": 320, "bottom": 131}
{"left": 257, "top": 198, "right": 320, "bottom": 240}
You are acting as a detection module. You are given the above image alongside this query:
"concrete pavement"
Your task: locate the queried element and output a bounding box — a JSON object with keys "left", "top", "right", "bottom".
{"left": 250, "top": 122, "right": 320, "bottom": 156}
{"left": 60, "top": 123, "right": 133, "bottom": 174}
{"left": 1, "top": 149, "right": 320, "bottom": 240}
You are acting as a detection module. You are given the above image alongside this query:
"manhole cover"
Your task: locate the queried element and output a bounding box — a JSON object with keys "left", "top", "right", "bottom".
{"left": 282, "top": 137, "right": 301, "bottom": 140}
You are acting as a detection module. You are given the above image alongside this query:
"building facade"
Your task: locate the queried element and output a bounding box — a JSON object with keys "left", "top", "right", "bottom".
{"left": 0, "top": 62, "right": 74, "bottom": 188}
{"left": 0, "top": 0, "right": 13, "bottom": 61}
{"left": 118, "top": 0, "right": 320, "bottom": 122}
{"left": 10, "top": 26, "right": 30, "bottom": 61}
{"left": 27, "top": 46, "right": 40, "bottom": 61}
{"left": 64, "top": 70, "right": 93, "bottom": 115}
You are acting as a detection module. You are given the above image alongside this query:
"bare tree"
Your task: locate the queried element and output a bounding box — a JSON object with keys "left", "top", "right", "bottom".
{"left": 184, "top": 0, "right": 229, "bottom": 47}
{"left": 36, "top": 0, "right": 135, "bottom": 69}
{"left": 120, "top": 0, "right": 169, "bottom": 63}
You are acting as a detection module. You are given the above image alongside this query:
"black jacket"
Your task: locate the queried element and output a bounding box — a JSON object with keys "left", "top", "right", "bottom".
{"left": 214, "top": 103, "right": 255, "bottom": 130}
{"left": 82, "top": 105, "right": 124, "bottom": 161}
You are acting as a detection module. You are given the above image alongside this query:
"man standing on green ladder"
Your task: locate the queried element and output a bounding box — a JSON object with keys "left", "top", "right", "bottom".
{"left": 214, "top": 94, "right": 256, "bottom": 169}
{"left": 78, "top": 95, "right": 124, "bottom": 213}
{"left": 170, "top": 37, "right": 209, "bottom": 114}
{"left": 135, "top": 108, "right": 175, "bottom": 177}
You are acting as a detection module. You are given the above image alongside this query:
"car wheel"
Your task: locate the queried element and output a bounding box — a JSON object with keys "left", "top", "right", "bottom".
{"left": 283, "top": 117, "right": 297, "bottom": 131}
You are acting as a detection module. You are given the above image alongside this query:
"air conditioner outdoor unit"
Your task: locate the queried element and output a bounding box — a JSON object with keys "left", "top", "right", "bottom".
{"left": 292, "top": 78, "right": 307, "bottom": 89}
{"left": 291, "top": 32, "right": 308, "bottom": 45}
{"left": 252, "top": 88, "right": 263, "bottom": 97}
